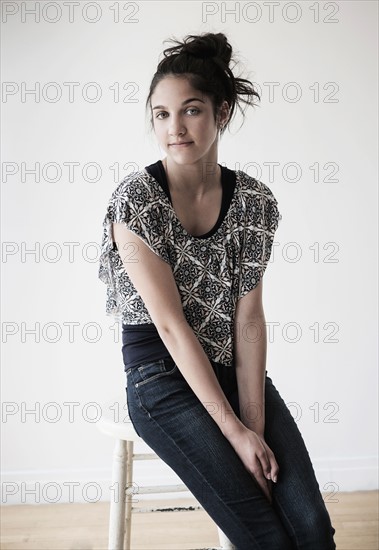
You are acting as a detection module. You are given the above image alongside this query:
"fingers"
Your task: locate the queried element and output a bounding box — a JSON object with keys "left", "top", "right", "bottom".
{"left": 252, "top": 440, "right": 278, "bottom": 501}
{"left": 231, "top": 429, "right": 277, "bottom": 503}
{"left": 265, "top": 447, "right": 279, "bottom": 483}
{"left": 249, "top": 459, "right": 272, "bottom": 504}
{"left": 255, "top": 440, "right": 273, "bottom": 483}
{"left": 259, "top": 439, "right": 279, "bottom": 484}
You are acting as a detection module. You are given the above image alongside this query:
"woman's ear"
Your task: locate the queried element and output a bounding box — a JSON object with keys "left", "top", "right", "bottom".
{"left": 219, "top": 100, "right": 230, "bottom": 128}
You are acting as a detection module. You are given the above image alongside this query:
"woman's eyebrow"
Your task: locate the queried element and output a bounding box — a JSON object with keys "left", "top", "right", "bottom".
{"left": 152, "top": 97, "right": 205, "bottom": 110}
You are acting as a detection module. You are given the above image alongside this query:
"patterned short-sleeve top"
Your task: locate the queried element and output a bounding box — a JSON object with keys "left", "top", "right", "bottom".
{"left": 98, "top": 163, "right": 282, "bottom": 367}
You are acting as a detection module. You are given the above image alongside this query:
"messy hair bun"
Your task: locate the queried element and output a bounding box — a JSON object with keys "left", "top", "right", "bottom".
{"left": 179, "top": 33, "right": 232, "bottom": 65}
{"left": 145, "top": 32, "right": 260, "bottom": 135}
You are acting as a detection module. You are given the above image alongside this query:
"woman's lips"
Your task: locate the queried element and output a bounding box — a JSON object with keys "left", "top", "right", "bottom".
{"left": 168, "top": 142, "right": 194, "bottom": 147}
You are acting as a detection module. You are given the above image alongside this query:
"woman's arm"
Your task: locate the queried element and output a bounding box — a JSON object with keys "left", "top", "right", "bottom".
{"left": 113, "top": 223, "right": 245, "bottom": 439}
{"left": 113, "top": 223, "right": 278, "bottom": 498}
{"left": 233, "top": 281, "right": 267, "bottom": 437}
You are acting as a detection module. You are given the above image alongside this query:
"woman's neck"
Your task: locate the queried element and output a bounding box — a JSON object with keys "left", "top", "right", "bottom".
{"left": 161, "top": 156, "right": 221, "bottom": 200}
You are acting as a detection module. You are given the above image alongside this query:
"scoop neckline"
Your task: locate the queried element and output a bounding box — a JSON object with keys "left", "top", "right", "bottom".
{"left": 142, "top": 161, "right": 239, "bottom": 240}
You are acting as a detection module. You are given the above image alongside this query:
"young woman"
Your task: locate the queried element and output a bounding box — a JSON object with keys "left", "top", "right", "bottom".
{"left": 99, "top": 32, "right": 337, "bottom": 549}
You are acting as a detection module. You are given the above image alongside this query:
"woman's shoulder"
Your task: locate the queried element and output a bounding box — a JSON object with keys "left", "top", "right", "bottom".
{"left": 236, "top": 169, "right": 278, "bottom": 203}
{"left": 107, "top": 168, "right": 166, "bottom": 210}
{"left": 234, "top": 169, "right": 282, "bottom": 231}
{"left": 111, "top": 168, "right": 155, "bottom": 196}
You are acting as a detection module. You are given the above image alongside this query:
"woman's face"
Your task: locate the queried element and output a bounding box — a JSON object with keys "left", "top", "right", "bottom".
{"left": 150, "top": 75, "right": 224, "bottom": 165}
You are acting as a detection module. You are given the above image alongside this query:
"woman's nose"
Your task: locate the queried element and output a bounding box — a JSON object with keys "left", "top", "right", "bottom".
{"left": 168, "top": 116, "right": 186, "bottom": 137}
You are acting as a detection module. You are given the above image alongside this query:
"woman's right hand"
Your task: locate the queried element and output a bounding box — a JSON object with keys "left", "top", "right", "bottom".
{"left": 227, "top": 426, "right": 279, "bottom": 504}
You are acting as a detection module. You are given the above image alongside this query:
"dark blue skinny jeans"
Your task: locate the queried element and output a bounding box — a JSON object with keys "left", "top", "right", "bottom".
{"left": 125, "top": 356, "right": 337, "bottom": 549}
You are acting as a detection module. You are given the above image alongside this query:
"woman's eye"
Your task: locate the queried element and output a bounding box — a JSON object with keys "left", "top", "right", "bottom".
{"left": 155, "top": 108, "right": 200, "bottom": 119}
{"left": 186, "top": 108, "right": 200, "bottom": 115}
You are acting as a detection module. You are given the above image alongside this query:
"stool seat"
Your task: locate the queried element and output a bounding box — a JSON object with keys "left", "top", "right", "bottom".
{"left": 98, "top": 414, "right": 142, "bottom": 442}
{"left": 97, "top": 394, "right": 235, "bottom": 550}
{"left": 97, "top": 394, "right": 141, "bottom": 441}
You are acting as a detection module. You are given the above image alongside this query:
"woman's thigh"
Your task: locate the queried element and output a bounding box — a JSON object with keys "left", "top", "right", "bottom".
{"left": 125, "top": 357, "right": 294, "bottom": 550}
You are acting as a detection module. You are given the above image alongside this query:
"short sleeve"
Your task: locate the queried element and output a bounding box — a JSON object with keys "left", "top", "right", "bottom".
{"left": 98, "top": 173, "right": 170, "bottom": 319}
{"left": 237, "top": 179, "right": 282, "bottom": 299}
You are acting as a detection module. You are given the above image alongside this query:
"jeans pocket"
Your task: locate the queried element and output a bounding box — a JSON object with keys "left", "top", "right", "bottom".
{"left": 134, "top": 358, "right": 178, "bottom": 388}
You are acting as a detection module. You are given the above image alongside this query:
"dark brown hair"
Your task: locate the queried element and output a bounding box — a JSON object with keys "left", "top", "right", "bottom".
{"left": 145, "top": 32, "right": 260, "bottom": 135}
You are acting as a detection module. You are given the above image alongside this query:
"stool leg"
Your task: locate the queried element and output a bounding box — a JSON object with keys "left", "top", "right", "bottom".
{"left": 109, "top": 439, "right": 127, "bottom": 550}
{"left": 124, "top": 441, "right": 134, "bottom": 550}
{"left": 217, "top": 526, "right": 235, "bottom": 549}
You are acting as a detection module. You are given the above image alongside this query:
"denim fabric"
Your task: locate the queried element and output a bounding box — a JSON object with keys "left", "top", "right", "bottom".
{"left": 125, "top": 357, "right": 337, "bottom": 549}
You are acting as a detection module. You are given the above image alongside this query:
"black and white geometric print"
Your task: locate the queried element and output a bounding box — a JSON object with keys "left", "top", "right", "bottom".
{"left": 98, "top": 167, "right": 282, "bottom": 366}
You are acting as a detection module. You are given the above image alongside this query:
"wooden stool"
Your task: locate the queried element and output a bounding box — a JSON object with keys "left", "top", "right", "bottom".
{"left": 97, "top": 395, "right": 235, "bottom": 550}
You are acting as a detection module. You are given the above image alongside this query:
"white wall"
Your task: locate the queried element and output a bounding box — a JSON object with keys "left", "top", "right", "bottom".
{"left": 1, "top": 1, "right": 378, "bottom": 506}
